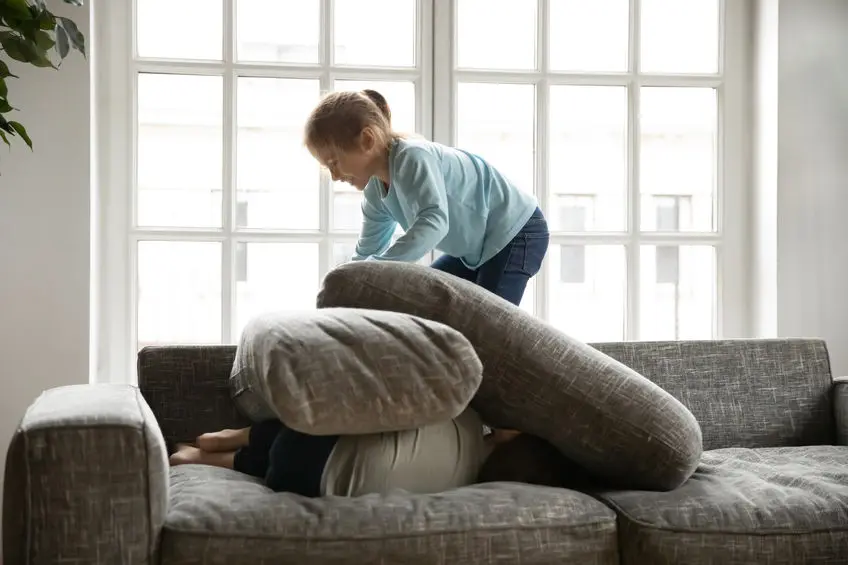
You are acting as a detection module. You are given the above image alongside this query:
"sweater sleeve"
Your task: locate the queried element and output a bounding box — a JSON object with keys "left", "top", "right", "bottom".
{"left": 352, "top": 182, "right": 397, "bottom": 261}
{"left": 375, "top": 148, "right": 448, "bottom": 263}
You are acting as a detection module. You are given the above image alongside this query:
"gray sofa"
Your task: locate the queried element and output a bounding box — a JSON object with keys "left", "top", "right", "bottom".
{"left": 4, "top": 338, "right": 848, "bottom": 564}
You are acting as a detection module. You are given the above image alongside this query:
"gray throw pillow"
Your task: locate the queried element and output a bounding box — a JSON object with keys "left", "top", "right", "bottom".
{"left": 317, "top": 261, "right": 703, "bottom": 491}
{"left": 235, "top": 308, "right": 483, "bottom": 436}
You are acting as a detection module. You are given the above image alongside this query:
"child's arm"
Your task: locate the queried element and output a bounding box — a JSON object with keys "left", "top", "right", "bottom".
{"left": 375, "top": 148, "right": 448, "bottom": 263}
{"left": 352, "top": 185, "right": 397, "bottom": 261}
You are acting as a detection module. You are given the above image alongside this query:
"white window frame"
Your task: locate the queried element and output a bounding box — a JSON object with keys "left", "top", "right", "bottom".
{"left": 434, "top": 0, "right": 750, "bottom": 342}
{"left": 94, "top": 0, "right": 750, "bottom": 384}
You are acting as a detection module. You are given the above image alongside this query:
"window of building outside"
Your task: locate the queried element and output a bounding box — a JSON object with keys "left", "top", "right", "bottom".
{"left": 95, "top": 0, "right": 749, "bottom": 381}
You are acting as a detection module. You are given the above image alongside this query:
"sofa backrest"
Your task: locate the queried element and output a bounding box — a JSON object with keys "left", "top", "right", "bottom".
{"left": 138, "top": 338, "right": 835, "bottom": 452}
{"left": 592, "top": 338, "right": 835, "bottom": 450}
{"left": 138, "top": 345, "right": 244, "bottom": 449}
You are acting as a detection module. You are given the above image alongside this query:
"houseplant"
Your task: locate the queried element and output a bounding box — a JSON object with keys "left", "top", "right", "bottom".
{"left": 0, "top": 0, "right": 86, "bottom": 159}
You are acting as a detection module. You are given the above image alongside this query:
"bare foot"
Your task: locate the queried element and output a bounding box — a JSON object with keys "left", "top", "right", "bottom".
{"left": 169, "top": 444, "right": 236, "bottom": 469}
{"left": 196, "top": 427, "right": 250, "bottom": 452}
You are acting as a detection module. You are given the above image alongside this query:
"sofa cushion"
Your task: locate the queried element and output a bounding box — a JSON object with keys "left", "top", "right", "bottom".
{"left": 598, "top": 446, "right": 848, "bottom": 564}
{"left": 317, "top": 261, "right": 702, "bottom": 490}
{"left": 232, "top": 308, "right": 483, "bottom": 435}
{"left": 161, "top": 465, "right": 619, "bottom": 565}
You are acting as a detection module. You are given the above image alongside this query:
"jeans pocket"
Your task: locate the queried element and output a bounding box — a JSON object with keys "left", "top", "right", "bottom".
{"left": 522, "top": 233, "right": 549, "bottom": 276}
{"left": 503, "top": 236, "right": 530, "bottom": 275}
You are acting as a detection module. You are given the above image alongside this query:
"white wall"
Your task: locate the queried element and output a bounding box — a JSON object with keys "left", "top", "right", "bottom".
{"left": 0, "top": 0, "right": 91, "bottom": 524}
{"left": 751, "top": 0, "right": 778, "bottom": 337}
{"left": 771, "top": 0, "right": 848, "bottom": 376}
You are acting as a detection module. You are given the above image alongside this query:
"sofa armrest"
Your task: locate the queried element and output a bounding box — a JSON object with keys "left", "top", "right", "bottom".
{"left": 3, "top": 384, "right": 168, "bottom": 565}
{"left": 835, "top": 377, "right": 848, "bottom": 446}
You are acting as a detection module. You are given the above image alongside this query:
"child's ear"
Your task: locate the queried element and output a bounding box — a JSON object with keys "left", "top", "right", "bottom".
{"left": 359, "top": 127, "right": 376, "bottom": 153}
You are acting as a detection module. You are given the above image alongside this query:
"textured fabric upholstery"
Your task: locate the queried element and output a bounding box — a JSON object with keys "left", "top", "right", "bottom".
{"left": 3, "top": 384, "right": 169, "bottom": 565}
{"left": 835, "top": 377, "right": 848, "bottom": 446}
{"left": 137, "top": 339, "right": 837, "bottom": 453}
{"left": 161, "top": 464, "right": 618, "bottom": 565}
{"left": 598, "top": 446, "right": 848, "bottom": 564}
{"left": 317, "top": 261, "right": 702, "bottom": 491}
{"left": 232, "top": 308, "right": 482, "bottom": 434}
{"left": 138, "top": 345, "right": 246, "bottom": 450}
{"left": 593, "top": 339, "right": 836, "bottom": 449}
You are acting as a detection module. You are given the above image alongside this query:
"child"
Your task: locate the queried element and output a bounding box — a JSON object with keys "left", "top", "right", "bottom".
{"left": 304, "top": 89, "right": 550, "bottom": 306}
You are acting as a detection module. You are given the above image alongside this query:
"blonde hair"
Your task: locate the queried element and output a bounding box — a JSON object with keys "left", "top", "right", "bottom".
{"left": 304, "top": 90, "right": 396, "bottom": 156}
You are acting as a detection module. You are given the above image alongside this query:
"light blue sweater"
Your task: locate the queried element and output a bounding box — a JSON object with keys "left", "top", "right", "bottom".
{"left": 352, "top": 138, "right": 538, "bottom": 269}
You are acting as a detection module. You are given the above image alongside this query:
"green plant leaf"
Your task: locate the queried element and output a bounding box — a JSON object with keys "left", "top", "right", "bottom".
{"left": 58, "top": 17, "right": 85, "bottom": 57}
{"left": 0, "top": 78, "right": 6, "bottom": 98}
{"left": 9, "top": 121, "right": 32, "bottom": 149}
{"left": 3, "top": 0, "right": 32, "bottom": 20}
{"left": 56, "top": 24, "right": 69, "bottom": 59}
{"left": 0, "top": 129, "right": 9, "bottom": 147}
{"left": 0, "top": 59, "right": 17, "bottom": 79}
{"left": 0, "top": 99, "right": 11, "bottom": 113}
{"left": 0, "top": 115, "right": 13, "bottom": 134}
{"left": 36, "top": 8, "right": 56, "bottom": 30}
{"left": 0, "top": 33, "right": 54, "bottom": 68}
{"left": 34, "top": 30, "right": 54, "bottom": 51}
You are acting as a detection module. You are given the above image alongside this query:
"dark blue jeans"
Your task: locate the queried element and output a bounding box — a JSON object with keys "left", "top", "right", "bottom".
{"left": 233, "top": 419, "right": 338, "bottom": 497}
{"left": 432, "top": 208, "right": 550, "bottom": 306}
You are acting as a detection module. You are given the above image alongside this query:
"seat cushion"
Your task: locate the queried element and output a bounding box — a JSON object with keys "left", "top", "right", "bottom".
{"left": 598, "top": 446, "right": 848, "bottom": 564}
{"left": 161, "top": 465, "right": 619, "bottom": 565}
{"left": 318, "top": 261, "right": 702, "bottom": 490}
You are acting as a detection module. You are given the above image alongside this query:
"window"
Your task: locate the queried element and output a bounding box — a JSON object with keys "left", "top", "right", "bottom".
{"left": 96, "top": 0, "right": 749, "bottom": 381}
{"left": 560, "top": 246, "right": 587, "bottom": 284}
{"left": 655, "top": 246, "right": 679, "bottom": 284}
{"left": 558, "top": 195, "right": 595, "bottom": 232}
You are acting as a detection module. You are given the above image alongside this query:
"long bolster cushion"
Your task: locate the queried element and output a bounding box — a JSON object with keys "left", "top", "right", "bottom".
{"left": 317, "top": 261, "right": 703, "bottom": 491}
{"left": 234, "top": 308, "right": 483, "bottom": 436}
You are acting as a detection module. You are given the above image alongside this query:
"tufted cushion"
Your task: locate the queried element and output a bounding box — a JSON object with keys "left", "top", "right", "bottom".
{"left": 598, "top": 446, "right": 848, "bottom": 564}
{"left": 161, "top": 465, "right": 619, "bottom": 565}
{"left": 317, "top": 261, "right": 703, "bottom": 490}
{"left": 232, "top": 308, "right": 483, "bottom": 435}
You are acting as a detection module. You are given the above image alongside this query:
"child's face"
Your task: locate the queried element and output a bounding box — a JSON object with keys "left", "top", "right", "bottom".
{"left": 313, "top": 129, "right": 381, "bottom": 191}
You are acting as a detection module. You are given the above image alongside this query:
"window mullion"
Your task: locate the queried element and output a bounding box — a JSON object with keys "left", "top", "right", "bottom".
{"left": 626, "top": 0, "right": 642, "bottom": 340}
{"left": 536, "top": 0, "right": 549, "bottom": 321}
{"left": 432, "top": 0, "right": 453, "bottom": 145}
{"left": 221, "top": 0, "right": 236, "bottom": 344}
{"left": 319, "top": 0, "right": 333, "bottom": 278}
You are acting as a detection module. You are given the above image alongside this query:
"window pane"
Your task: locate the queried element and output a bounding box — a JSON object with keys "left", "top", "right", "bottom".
{"left": 333, "top": 192, "right": 362, "bottom": 232}
{"left": 137, "top": 0, "right": 222, "bottom": 60}
{"left": 137, "top": 241, "right": 221, "bottom": 349}
{"left": 335, "top": 0, "right": 415, "bottom": 67}
{"left": 237, "top": 78, "right": 320, "bottom": 230}
{"left": 640, "top": 245, "right": 715, "bottom": 340}
{"left": 640, "top": 87, "right": 717, "bottom": 232}
{"left": 457, "top": 0, "right": 536, "bottom": 70}
{"left": 550, "top": 86, "right": 627, "bottom": 231}
{"left": 640, "top": 0, "right": 719, "bottom": 74}
{"left": 457, "top": 83, "right": 535, "bottom": 194}
{"left": 138, "top": 74, "right": 222, "bottom": 228}
{"left": 331, "top": 80, "right": 416, "bottom": 229}
{"left": 549, "top": 0, "right": 629, "bottom": 72}
{"left": 234, "top": 243, "right": 319, "bottom": 339}
{"left": 548, "top": 245, "right": 626, "bottom": 342}
{"left": 237, "top": 0, "right": 320, "bottom": 63}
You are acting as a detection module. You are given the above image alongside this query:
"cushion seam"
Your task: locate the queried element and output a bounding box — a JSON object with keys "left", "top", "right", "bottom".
{"left": 604, "top": 498, "right": 848, "bottom": 536}
{"left": 161, "top": 519, "right": 617, "bottom": 543}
